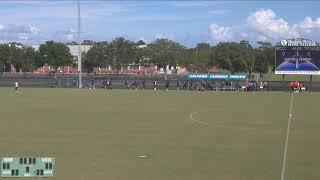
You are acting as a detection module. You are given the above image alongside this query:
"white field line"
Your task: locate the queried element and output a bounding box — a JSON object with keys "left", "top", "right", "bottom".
{"left": 281, "top": 93, "right": 294, "bottom": 180}
{"left": 189, "top": 111, "right": 263, "bottom": 132}
{"left": 189, "top": 112, "right": 209, "bottom": 125}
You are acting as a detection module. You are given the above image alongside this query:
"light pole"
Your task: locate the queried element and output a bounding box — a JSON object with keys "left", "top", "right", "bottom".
{"left": 77, "top": 0, "right": 82, "bottom": 88}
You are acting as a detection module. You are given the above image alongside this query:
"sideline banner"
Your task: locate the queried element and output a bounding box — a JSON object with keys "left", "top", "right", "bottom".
{"left": 188, "top": 74, "right": 247, "bottom": 80}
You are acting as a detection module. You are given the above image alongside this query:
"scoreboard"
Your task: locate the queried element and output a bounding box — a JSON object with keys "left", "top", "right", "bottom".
{"left": 275, "top": 39, "right": 320, "bottom": 75}
{"left": 0, "top": 157, "right": 55, "bottom": 177}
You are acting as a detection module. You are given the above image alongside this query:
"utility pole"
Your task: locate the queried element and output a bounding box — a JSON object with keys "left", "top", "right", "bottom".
{"left": 77, "top": 0, "right": 82, "bottom": 88}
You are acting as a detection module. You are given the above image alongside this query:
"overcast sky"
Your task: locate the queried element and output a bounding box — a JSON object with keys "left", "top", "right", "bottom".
{"left": 0, "top": 1, "right": 319, "bottom": 47}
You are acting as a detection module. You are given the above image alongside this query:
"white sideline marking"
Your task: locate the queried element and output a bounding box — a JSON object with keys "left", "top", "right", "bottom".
{"left": 189, "top": 112, "right": 209, "bottom": 125}
{"left": 281, "top": 93, "right": 294, "bottom": 180}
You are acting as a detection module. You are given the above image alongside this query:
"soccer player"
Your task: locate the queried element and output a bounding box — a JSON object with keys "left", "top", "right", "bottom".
{"left": 142, "top": 79, "right": 145, "bottom": 90}
{"left": 165, "top": 80, "right": 170, "bottom": 91}
{"left": 153, "top": 80, "right": 157, "bottom": 91}
{"left": 124, "top": 80, "right": 129, "bottom": 89}
{"left": 109, "top": 79, "right": 113, "bottom": 89}
{"left": 263, "top": 81, "right": 268, "bottom": 91}
{"left": 55, "top": 77, "right": 58, "bottom": 88}
{"left": 176, "top": 80, "right": 180, "bottom": 90}
{"left": 90, "top": 78, "right": 95, "bottom": 89}
{"left": 14, "top": 81, "right": 19, "bottom": 92}
{"left": 72, "top": 79, "right": 77, "bottom": 88}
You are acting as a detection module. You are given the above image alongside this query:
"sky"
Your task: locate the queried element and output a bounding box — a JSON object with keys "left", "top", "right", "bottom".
{"left": 0, "top": 0, "right": 319, "bottom": 47}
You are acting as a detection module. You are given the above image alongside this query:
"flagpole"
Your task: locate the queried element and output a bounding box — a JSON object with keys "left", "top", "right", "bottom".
{"left": 77, "top": 0, "right": 82, "bottom": 88}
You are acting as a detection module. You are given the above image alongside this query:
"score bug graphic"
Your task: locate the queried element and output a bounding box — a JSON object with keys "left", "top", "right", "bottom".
{"left": 0, "top": 157, "right": 55, "bottom": 177}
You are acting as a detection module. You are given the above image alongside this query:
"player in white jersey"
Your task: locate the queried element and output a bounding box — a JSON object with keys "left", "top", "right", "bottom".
{"left": 153, "top": 80, "right": 157, "bottom": 91}
{"left": 14, "top": 81, "right": 19, "bottom": 92}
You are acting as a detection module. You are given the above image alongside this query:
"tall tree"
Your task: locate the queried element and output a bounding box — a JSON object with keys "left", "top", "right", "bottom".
{"left": 213, "top": 43, "right": 233, "bottom": 71}
{"left": 256, "top": 41, "right": 274, "bottom": 70}
{"left": 212, "top": 41, "right": 255, "bottom": 73}
{"left": 38, "top": 41, "right": 73, "bottom": 73}
{"left": 135, "top": 45, "right": 150, "bottom": 66}
{"left": 186, "top": 43, "right": 212, "bottom": 72}
{"left": 13, "top": 47, "right": 37, "bottom": 77}
{"left": 83, "top": 43, "right": 108, "bottom": 74}
{"left": 108, "top": 37, "right": 138, "bottom": 73}
{"left": 239, "top": 40, "right": 255, "bottom": 73}
{"left": 254, "top": 49, "right": 269, "bottom": 74}
{"left": 0, "top": 44, "right": 11, "bottom": 72}
{"left": 8, "top": 44, "right": 22, "bottom": 71}
{"left": 146, "top": 39, "right": 185, "bottom": 77}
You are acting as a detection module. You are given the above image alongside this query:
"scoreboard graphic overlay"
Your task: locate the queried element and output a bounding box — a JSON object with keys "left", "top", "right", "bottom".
{"left": 0, "top": 157, "right": 55, "bottom": 177}
{"left": 275, "top": 38, "right": 320, "bottom": 75}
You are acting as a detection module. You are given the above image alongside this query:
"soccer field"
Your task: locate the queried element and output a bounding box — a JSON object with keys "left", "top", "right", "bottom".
{"left": 0, "top": 88, "right": 320, "bottom": 180}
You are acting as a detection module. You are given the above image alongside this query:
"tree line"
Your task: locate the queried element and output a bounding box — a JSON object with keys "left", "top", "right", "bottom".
{"left": 0, "top": 37, "right": 275, "bottom": 75}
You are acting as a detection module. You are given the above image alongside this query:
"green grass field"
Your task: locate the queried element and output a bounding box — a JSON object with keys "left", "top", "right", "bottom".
{"left": 1, "top": 88, "right": 320, "bottom": 180}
